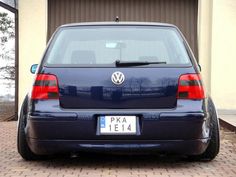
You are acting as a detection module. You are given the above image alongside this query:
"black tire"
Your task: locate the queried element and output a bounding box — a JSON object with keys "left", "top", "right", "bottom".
{"left": 17, "top": 96, "right": 41, "bottom": 160}
{"left": 189, "top": 98, "right": 220, "bottom": 161}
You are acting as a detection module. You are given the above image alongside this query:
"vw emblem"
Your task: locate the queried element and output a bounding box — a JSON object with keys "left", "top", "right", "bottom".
{"left": 111, "top": 71, "right": 125, "bottom": 85}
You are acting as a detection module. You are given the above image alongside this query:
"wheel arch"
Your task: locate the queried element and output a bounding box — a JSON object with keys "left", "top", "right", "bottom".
{"left": 17, "top": 94, "right": 29, "bottom": 128}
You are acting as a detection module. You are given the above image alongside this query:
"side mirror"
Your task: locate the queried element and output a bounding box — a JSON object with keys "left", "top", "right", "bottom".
{"left": 30, "top": 64, "right": 38, "bottom": 74}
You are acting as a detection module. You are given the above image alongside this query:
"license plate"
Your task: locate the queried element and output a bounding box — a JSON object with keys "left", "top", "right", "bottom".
{"left": 99, "top": 116, "right": 137, "bottom": 135}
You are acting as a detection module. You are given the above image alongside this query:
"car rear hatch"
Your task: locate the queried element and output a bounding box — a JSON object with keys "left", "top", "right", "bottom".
{"left": 42, "top": 66, "right": 195, "bottom": 109}
{"left": 40, "top": 24, "right": 196, "bottom": 109}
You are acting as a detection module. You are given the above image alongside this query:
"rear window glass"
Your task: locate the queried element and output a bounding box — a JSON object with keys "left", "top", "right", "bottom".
{"left": 45, "top": 26, "right": 191, "bottom": 66}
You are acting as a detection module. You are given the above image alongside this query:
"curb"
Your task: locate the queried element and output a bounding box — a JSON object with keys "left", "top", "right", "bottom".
{"left": 219, "top": 118, "right": 236, "bottom": 133}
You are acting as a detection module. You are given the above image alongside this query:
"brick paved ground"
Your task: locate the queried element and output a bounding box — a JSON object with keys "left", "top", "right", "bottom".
{"left": 0, "top": 121, "right": 236, "bottom": 177}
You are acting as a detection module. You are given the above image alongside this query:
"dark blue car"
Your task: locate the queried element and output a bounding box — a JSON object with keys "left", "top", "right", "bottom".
{"left": 17, "top": 22, "right": 220, "bottom": 161}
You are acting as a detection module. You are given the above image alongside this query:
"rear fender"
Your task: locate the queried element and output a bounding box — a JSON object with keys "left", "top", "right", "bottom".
{"left": 17, "top": 95, "right": 29, "bottom": 129}
{"left": 207, "top": 96, "right": 220, "bottom": 137}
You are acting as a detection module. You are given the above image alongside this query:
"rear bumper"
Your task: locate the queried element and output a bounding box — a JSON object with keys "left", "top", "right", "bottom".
{"left": 27, "top": 139, "right": 209, "bottom": 155}
{"left": 26, "top": 107, "right": 211, "bottom": 155}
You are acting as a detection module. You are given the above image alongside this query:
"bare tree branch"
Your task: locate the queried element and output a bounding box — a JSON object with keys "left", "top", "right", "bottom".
{"left": 0, "top": 12, "right": 15, "bottom": 81}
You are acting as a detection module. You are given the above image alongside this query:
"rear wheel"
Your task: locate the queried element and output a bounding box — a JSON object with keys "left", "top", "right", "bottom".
{"left": 17, "top": 96, "right": 42, "bottom": 160}
{"left": 189, "top": 99, "right": 220, "bottom": 161}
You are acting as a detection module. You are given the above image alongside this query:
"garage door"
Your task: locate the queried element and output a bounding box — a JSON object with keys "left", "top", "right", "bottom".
{"left": 48, "top": 0, "right": 198, "bottom": 58}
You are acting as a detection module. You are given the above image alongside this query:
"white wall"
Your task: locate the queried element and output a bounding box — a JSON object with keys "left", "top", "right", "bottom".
{"left": 18, "top": 0, "right": 47, "bottom": 107}
{"left": 198, "top": 0, "right": 213, "bottom": 94}
{"left": 210, "top": 0, "right": 236, "bottom": 110}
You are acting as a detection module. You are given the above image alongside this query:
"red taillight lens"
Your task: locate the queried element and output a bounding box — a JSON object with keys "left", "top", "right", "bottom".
{"left": 31, "top": 74, "right": 59, "bottom": 100}
{"left": 177, "top": 74, "right": 205, "bottom": 99}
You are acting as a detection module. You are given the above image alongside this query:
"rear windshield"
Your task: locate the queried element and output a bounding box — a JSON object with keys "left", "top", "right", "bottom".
{"left": 44, "top": 26, "right": 191, "bottom": 66}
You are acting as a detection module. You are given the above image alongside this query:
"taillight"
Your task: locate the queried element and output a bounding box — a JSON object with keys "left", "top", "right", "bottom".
{"left": 177, "top": 74, "right": 205, "bottom": 99}
{"left": 31, "top": 74, "right": 59, "bottom": 100}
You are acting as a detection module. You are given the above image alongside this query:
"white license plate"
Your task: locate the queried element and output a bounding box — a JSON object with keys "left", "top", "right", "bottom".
{"left": 99, "top": 116, "right": 137, "bottom": 135}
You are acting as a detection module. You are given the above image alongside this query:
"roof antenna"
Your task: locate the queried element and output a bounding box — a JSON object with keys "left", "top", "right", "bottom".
{"left": 115, "top": 16, "right": 119, "bottom": 22}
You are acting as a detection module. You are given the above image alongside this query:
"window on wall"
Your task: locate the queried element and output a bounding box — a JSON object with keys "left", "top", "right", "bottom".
{"left": 0, "top": 6, "right": 15, "bottom": 121}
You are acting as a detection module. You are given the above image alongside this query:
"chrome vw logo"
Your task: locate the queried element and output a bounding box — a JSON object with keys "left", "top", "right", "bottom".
{"left": 111, "top": 71, "right": 125, "bottom": 85}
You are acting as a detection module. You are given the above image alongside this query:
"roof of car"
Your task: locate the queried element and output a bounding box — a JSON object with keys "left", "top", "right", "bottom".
{"left": 60, "top": 22, "right": 176, "bottom": 28}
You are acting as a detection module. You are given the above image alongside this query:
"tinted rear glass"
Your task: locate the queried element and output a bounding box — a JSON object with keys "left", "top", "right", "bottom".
{"left": 45, "top": 26, "right": 191, "bottom": 66}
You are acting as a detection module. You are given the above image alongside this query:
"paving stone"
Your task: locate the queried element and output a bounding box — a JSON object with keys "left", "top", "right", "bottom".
{"left": 0, "top": 122, "right": 236, "bottom": 177}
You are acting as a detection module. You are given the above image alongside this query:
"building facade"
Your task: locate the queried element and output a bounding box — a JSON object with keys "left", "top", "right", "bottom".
{"left": 18, "top": 0, "right": 236, "bottom": 111}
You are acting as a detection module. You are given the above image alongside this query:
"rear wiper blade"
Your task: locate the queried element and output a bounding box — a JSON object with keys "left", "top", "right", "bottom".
{"left": 115, "top": 60, "right": 166, "bottom": 67}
